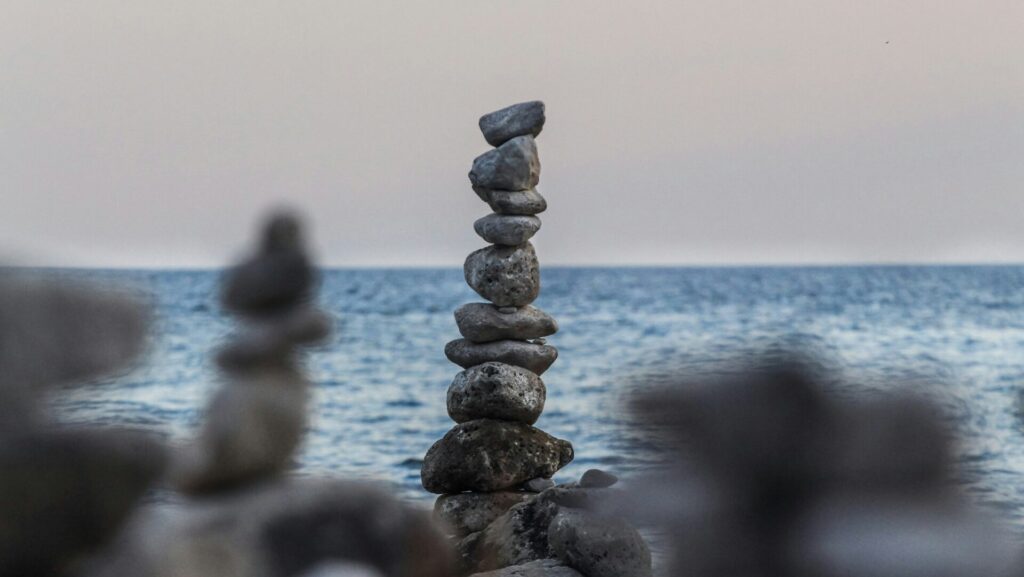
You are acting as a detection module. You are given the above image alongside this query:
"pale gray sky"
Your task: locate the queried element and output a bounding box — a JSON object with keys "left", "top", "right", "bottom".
{"left": 2, "top": 1, "right": 1022, "bottom": 267}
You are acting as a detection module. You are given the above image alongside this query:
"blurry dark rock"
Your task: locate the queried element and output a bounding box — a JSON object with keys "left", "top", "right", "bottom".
{"left": 464, "top": 243, "right": 540, "bottom": 307}
{"left": 469, "top": 136, "right": 540, "bottom": 191}
{"left": 216, "top": 308, "right": 332, "bottom": 371}
{"left": 478, "top": 101, "right": 546, "bottom": 147}
{"left": 468, "top": 494, "right": 561, "bottom": 571}
{"left": 221, "top": 211, "right": 315, "bottom": 317}
{"left": 0, "top": 275, "right": 149, "bottom": 393}
{"left": 474, "top": 214, "right": 542, "bottom": 246}
{"left": 523, "top": 478, "right": 555, "bottom": 493}
{"left": 87, "top": 479, "right": 453, "bottom": 577}
{"left": 579, "top": 469, "right": 618, "bottom": 489}
{"left": 0, "top": 427, "right": 166, "bottom": 577}
{"left": 469, "top": 559, "right": 582, "bottom": 577}
{"left": 171, "top": 366, "right": 310, "bottom": 495}
{"left": 548, "top": 509, "right": 652, "bottom": 577}
{"left": 422, "top": 420, "right": 573, "bottom": 493}
{"left": 455, "top": 304, "right": 557, "bottom": 344}
{"left": 448, "top": 363, "right": 546, "bottom": 425}
{"left": 445, "top": 339, "right": 557, "bottom": 376}
{"left": 477, "top": 189, "right": 548, "bottom": 216}
{"left": 300, "top": 562, "right": 385, "bottom": 577}
{"left": 434, "top": 492, "right": 532, "bottom": 537}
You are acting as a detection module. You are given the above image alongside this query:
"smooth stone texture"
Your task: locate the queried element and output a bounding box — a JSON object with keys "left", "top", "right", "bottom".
{"left": 548, "top": 509, "right": 652, "bottom": 577}
{"left": 464, "top": 243, "right": 540, "bottom": 307}
{"left": 476, "top": 189, "right": 548, "bottom": 216}
{"left": 579, "top": 469, "right": 618, "bottom": 489}
{"left": 524, "top": 478, "right": 555, "bottom": 493}
{"left": 434, "top": 492, "right": 532, "bottom": 537}
{"left": 454, "top": 304, "right": 558, "bottom": 344}
{"left": 448, "top": 363, "right": 546, "bottom": 425}
{"left": 468, "top": 494, "right": 561, "bottom": 572}
{"left": 171, "top": 367, "right": 310, "bottom": 495}
{"left": 478, "top": 101, "right": 546, "bottom": 147}
{"left": 421, "top": 420, "right": 574, "bottom": 494}
{"left": 469, "top": 136, "right": 540, "bottom": 191}
{"left": 469, "top": 560, "right": 583, "bottom": 577}
{"left": 474, "top": 214, "right": 542, "bottom": 246}
{"left": 445, "top": 339, "right": 558, "bottom": 376}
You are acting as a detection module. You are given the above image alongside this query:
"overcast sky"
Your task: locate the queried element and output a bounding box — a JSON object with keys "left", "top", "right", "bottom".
{"left": 2, "top": 1, "right": 1022, "bottom": 267}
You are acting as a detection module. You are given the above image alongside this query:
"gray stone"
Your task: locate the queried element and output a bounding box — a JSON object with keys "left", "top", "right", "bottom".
{"left": 421, "top": 420, "right": 574, "bottom": 494}
{"left": 470, "top": 495, "right": 561, "bottom": 571}
{"left": 434, "top": 492, "right": 532, "bottom": 537}
{"left": 474, "top": 214, "right": 542, "bottom": 246}
{"left": 469, "top": 136, "right": 540, "bottom": 191}
{"left": 478, "top": 101, "right": 546, "bottom": 147}
{"left": 171, "top": 366, "right": 311, "bottom": 495}
{"left": 579, "top": 469, "right": 618, "bottom": 489}
{"left": 498, "top": 307, "right": 518, "bottom": 314}
{"left": 548, "top": 509, "right": 652, "bottom": 577}
{"left": 476, "top": 189, "right": 548, "bottom": 216}
{"left": 524, "top": 478, "right": 555, "bottom": 493}
{"left": 455, "top": 303, "right": 558, "bottom": 344}
{"left": 448, "top": 363, "right": 546, "bottom": 425}
{"left": 469, "top": 560, "right": 583, "bottom": 577}
{"left": 445, "top": 339, "right": 558, "bottom": 376}
{"left": 465, "top": 243, "right": 540, "bottom": 307}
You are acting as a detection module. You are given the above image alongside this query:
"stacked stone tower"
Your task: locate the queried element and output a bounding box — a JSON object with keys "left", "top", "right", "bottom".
{"left": 421, "top": 101, "right": 573, "bottom": 518}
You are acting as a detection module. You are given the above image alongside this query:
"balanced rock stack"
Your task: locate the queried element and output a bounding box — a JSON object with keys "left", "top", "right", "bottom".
{"left": 172, "top": 211, "right": 332, "bottom": 494}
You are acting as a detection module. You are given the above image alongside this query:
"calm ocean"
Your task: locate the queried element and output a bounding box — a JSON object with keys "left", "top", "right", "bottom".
{"left": 48, "top": 266, "right": 1024, "bottom": 530}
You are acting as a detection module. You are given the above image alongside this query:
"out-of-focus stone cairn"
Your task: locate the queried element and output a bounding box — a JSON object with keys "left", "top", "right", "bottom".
{"left": 421, "top": 102, "right": 652, "bottom": 577}
{"left": 86, "top": 211, "right": 453, "bottom": 577}
{"left": 0, "top": 272, "right": 165, "bottom": 577}
{"left": 629, "top": 355, "right": 1022, "bottom": 577}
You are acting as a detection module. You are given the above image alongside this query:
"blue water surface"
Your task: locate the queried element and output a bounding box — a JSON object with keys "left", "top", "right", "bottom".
{"left": 49, "top": 266, "right": 1024, "bottom": 529}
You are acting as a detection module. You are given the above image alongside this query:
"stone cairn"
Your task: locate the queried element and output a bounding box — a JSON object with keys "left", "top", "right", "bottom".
{"left": 421, "top": 102, "right": 652, "bottom": 577}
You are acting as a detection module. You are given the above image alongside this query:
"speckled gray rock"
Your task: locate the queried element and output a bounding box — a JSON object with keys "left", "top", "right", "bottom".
{"left": 445, "top": 339, "right": 558, "bottom": 376}
{"left": 421, "top": 420, "right": 574, "bottom": 494}
{"left": 455, "top": 304, "right": 558, "bottom": 344}
{"left": 469, "top": 136, "right": 540, "bottom": 191}
{"left": 548, "top": 509, "right": 652, "bottom": 577}
{"left": 465, "top": 243, "right": 540, "bottom": 307}
{"left": 469, "top": 494, "right": 561, "bottom": 571}
{"left": 469, "top": 560, "right": 583, "bottom": 577}
{"left": 434, "top": 492, "right": 532, "bottom": 537}
{"left": 579, "top": 469, "right": 618, "bottom": 489}
{"left": 478, "top": 101, "right": 546, "bottom": 147}
{"left": 448, "top": 363, "right": 546, "bottom": 424}
{"left": 476, "top": 189, "right": 548, "bottom": 216}
{"left": 474, "top": 214, "right": 542, "bottom": 246}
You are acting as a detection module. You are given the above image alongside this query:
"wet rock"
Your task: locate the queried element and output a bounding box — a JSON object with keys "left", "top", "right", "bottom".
{"left": 448, "top": 363, "right": 546, "bottom": 425}
{"left": 464, "top": 243, "right": 540, "bottom": 307}
{"left": 221, "top": 212, "right": 316, "bottom": 317}
{"left": 470, "top": 560, "right": 582, "bottom": 577}
{"left": 523, "top": 478, "right": 555, "bottom": 493}
{"left": 0, "top": 427, "right": 166, "bottom": 577}
{"left": 469, "top": 136, "right": 540, "bottom": 191}
{"left": 478, "top": 101, "right": 546, "bottom": 147}
{"left": 471, "top": 495, "right": 561, "bottom": 571}
{"left": 454, "top": 304, "right": 558, "bottom": 344}
{"left": 474, "top": 214, "right": 542, "bottom": 246}
{"left": 477, "top": 189, "right": 548, "bottom": 216}
{"left": 445, "top": 339, "right": 558, "bottom": 376}
{"left": 171, "top": 367, "right": 311, "bottom": 495}
{"left": 548, "top": 509, "right": 652, "bottom": 577}
{"left": 434, "top": 492, "right": 532, "bottom": 537}
{"left": 422, "top": 420, "right": 573, "bottom": 494}
{"left": 579, "top": 469, "right": 618, "bottom": 489}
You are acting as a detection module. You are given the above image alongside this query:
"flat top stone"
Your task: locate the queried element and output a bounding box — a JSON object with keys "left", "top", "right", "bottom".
{"left": 478, "top": 101, "right": 546, "bottom": 148}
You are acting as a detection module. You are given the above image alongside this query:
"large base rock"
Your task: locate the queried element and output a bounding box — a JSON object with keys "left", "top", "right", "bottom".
{"left": 421, "top": 420, "right": 573, "bottom": 494}
{"left": 464, "top": 244, "right": 540, "bottom": 308}
{"left": 448, "top": 363, "right": 546, "bottom": 425}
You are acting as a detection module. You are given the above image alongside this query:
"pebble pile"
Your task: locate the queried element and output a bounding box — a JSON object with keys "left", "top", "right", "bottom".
{"left": 421, "top": 103, "right": 651, "bottom": 577}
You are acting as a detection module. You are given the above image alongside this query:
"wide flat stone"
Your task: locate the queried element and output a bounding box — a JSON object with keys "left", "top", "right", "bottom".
{"left": 448, "top": 362, "right": 546, "bottom": 424}
{"left": 421, "top": 420, "right": 574, "bottom": 494}
{"left": 548, "top": 509, "right": 652, "bottom": 577}
{"left": 476, "top": 188, "right": 548, "bottom": 216}
{"left": 454, "top": 303, "right": 558, "bottom": 343}
{"left": 469, "top": 136, "right": 540, "bottom": 191}
{"left": 445, "top": 339, "right": 558, "bottom": 376}
{"left": 434, "top": 492, "right": 532, "bottom": 537}
{"left": 465, "top": 243, "right": 540, "bottom": 307}
{"left": 479, "top": 101, "right": 546, "bottom": 147}
{"left": 474, "top": 214, "right": 542, "bottom": 246}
